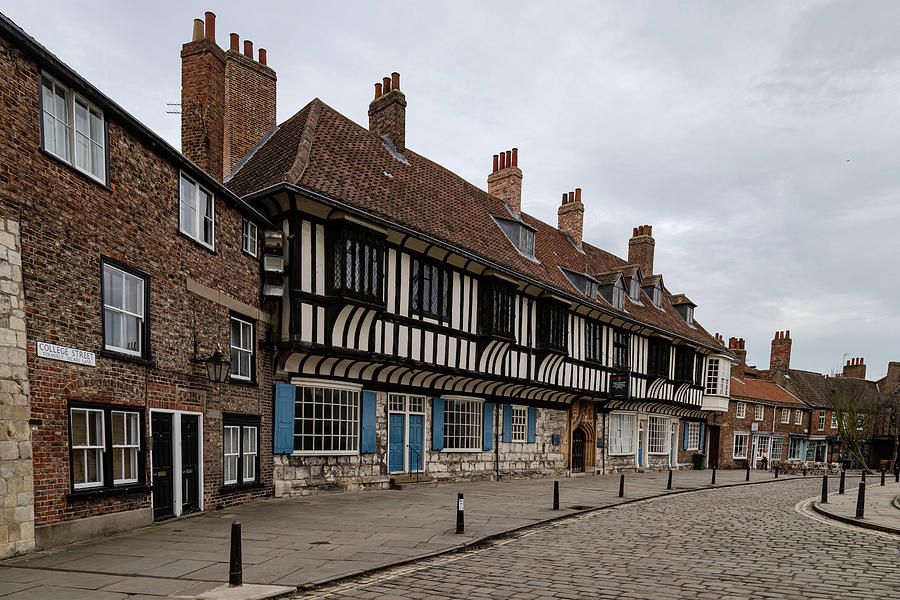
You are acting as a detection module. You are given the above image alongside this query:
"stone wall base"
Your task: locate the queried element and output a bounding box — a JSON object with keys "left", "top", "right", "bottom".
{"left": 35, "top": 507, "right": 153, "bottom": 550}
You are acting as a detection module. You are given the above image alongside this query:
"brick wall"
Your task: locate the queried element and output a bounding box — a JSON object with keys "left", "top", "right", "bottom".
{"left": 223, "top": 50, "right": 276, "bottom": 178}
{"left": 181, "top": 39, "right": 226, "bottom": 180}
{"left": 0, "top": 36, "right": 273, "bottom": 536}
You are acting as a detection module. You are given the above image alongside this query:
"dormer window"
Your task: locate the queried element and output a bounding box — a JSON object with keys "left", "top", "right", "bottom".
{"left": 651, "top": 285, "right": 662, "bottom": 307}
{"left": 559, "top": 267, "right": 598, "bottom": 300}
{"left": 629, "top": 277, "right": 640, "bottom": 301}
{"left": 670, "top": 294, "right": 697, "bottom": 325}
{"left": 612, "top": 279, "right": 625, "bottom": 309}
{"left": 621, "top": 266, "right": 643, "bottom": 303}
{"left": 492, "top": 215, "right": 536, "bottom": 260}
{"left": 642, "top": 276, "right": 664, "bottom": 309}
{"left": 594, "top": 271, "right": 626, "bottom": 310}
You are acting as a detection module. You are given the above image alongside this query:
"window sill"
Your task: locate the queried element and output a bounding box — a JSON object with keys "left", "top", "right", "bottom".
{"left": 38, "top": 147, "right": 112, "bottom": 192}
{"left": 219, "top": 481, "right": 263, "bottom": 494}
{"left": 176, "top": 229, "right": 217, "bottom": 255}
{"left": 607, "top": 452, "right": 636, "bottom": 457}
{"left": 67, "top": 484, "right": 151, "bottom": 502}
{"left": 100, "top": 349, "right": 155, "bottom": 368}
{"left": 228, "top": 377, "right": 258, "bottom": 388}
{"left": 440, "top": 447, "right": 486, "bottom": 453}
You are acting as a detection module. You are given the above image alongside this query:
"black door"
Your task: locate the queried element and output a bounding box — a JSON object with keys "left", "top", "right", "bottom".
{"left": 151, "top": 412, "right": 174, "bottom": 521}
{"left": 181, "top": 415, "right": 200, "bottom": 515}
{"left": 572, "top": 428, "right": 586, "bottom": 473}
{"left": 708, "top": 426, "right": 720, "bottom": 469}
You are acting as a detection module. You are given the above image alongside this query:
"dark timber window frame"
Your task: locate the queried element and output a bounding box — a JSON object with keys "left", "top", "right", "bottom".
{"left": 536, "top": 298, "right": 568, "bottom": 353}
{"left": 647, "top": 337, "right": 671, "bottom": 379}
{"left": 478, "top": 278, "right": 516, "bottom": 340}
{"left": 327, "top": 223, "right": 386, "bottom": 306}
{"left": 612, "top": 329, "right": 629, "bottom": 370}
{"left": 411, "top": 256, "right": 452, "bottom": 322}
{"left": 673, "top": 346, "right": 696, "bottom": 383}
{"left": 585, "top": 321, "right": 603, "bottom": 364}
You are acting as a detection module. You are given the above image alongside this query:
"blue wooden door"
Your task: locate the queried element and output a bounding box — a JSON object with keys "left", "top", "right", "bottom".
{"left": 670, "top": 432, "right": 675, "bottom": 465}
{"left": 638, "top": 428, "right": 644, "bottom": 466}
{"left": 408, "top": 415, "right": 424, "bottom": 472}
{"left": 389, "top": 414, "right": 405, "bottom": 472}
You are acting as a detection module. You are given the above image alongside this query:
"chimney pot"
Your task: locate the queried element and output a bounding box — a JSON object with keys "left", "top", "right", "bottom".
{"left": 243, "top": 40, "right": 253, "bottom": 58}
{"left": 575, "top": 188, "right": 582, "bottom": 203}
{"left": 633, "top": 227, "right": 639, "bottom": 237}
{"left": 375, "top": 82, "right": 383, "bottom": 99}
{"left": 505, "top": 150, "right": 511, "bottom": 167}
{"left": 391, "top": 72, "right": 400, "bottom": 91}
{"left": 562, "top": 193, "right": 568, "bottom": 204}
{"left": 568, "top": 191, "right": 575, "bottom": 204}
{"left": 383, "top": 76, "right": 391, "bottom": 93}
{"left": 628, "top": 224, "right": 656, "bottom": 275}
{"left": 511, "top": 148, "right": 518, "bottom": 166}
{"left": 230, "top": 33, "right": 239, "bottom": 51}
{"left": 647, "top": 225, "right": 652, "bottom": 236}
{"left": 499, "top": 152, "right": 506, "bottom": 170}
{"left": 846, "top": 360, "right": 851, "bottom": 366}
{"left": 492, "top": 154, "right": 499, "bottom": 173}
{"left": 258, "top": 48, "right": 267, "bottom": 65}
{"left": 204, "top": 11, "right": 216, "bottom": 41}
{"left": 785, "top": 329, "right": 790, "bottom": 339}
{"left": 192, "top": 18, "right": 204, "bottom": 42}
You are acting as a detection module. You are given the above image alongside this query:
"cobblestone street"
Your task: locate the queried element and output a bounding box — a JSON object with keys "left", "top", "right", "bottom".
{"left": 301, "top": 478, "right": 900, "bottom": 600}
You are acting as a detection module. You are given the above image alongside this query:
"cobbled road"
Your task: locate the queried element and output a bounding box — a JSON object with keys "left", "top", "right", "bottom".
{"left": 300, "top": 478, "right": 900, "bottom": 599}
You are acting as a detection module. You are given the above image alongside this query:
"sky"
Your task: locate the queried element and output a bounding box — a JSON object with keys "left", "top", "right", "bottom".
{"left": 4, "top": 1, "right": 899, "bottom": 379}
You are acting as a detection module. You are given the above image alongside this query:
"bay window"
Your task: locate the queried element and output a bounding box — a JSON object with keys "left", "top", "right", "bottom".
{"left": 705, "top": 356, "right": 730, "bottom": 396}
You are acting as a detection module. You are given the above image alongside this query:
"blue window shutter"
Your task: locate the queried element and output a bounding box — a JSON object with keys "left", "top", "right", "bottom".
{"left": 273, "top": 382, "right": 296, "bottom": 454}
{"left": 527, "top": 407, "right": 537, "bottom": 443}
{"left": 482, "top": 403, "right": 494, "bottom": 450}
{"left": 683, "top": 422, "right": 689, "bottom": 451}
{"left": 699, "top": 422, "right": 705, "bottom": 450}
{"left": 502, "top": 405, "right": 512, "bottom": 443}
{"left": 360, "top": 391, "right": 376, "bottom": 454}
{"left": 432, "top": 398, "right": 444, "bottom": 451}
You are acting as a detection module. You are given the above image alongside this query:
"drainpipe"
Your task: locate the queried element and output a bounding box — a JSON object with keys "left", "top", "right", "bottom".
{"left": 602, "top": 411, "right": 606, "bottom": 475}
{"left": 494, "top": 401, "right": 500, "bottom": 480}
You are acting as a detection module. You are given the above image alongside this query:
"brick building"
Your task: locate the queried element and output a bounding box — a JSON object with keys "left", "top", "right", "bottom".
{"left": 0, "top": 13, "right": 276, "bottom": 556}
{"left": 0, "top": 9, "right": 741, "bottom": 556}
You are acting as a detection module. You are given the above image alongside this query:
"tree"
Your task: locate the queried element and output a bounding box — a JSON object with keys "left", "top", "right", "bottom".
{"left": 872, "top": 378, "right": 900, "bottom": 472}
{"left": 829, "top": 377, "right": 880, "bottom": 472}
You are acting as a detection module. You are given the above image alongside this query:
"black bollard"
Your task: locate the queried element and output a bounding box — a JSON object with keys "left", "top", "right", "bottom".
{"left": 711, "top": 467, "right": 716, "bottom": 485}
{"left": 821, "top": 475, "right": 828, "bottom": 504}
{"left": 861, "top": 470, "right": 866, "bottom": 483}
{"left": 895, "top": 469, "right": 899, "bottom": 484}
{"left": 667, "top": 469, "right": 673, "bottom": 490}
{"left": 881, "top": 469, "right": 886, "bottom": 487}
{"left": 746, "top": 467, "right": 750, "bottom": 482}
{"left": 456, "top": 492, "right": 464, "bottom": 534}
{"left": 618, "top": 473, "right": 625, "bottom": 498}
{"left": 774, "top": 465, "right": 779, "bottom": 478}
{"left": 855, "top": 481, "right": 866, "bottom": 519}
{"left": 229, "top": 521, "right": 242, "bottom": 587}
{"left": 553, "top": 481, "right": 559, "bottom": 510}
{"left": 839, "top": 469, "right": 846, "bottom": 495}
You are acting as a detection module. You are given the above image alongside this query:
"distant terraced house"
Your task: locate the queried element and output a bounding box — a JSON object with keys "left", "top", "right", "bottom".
{"left": 0, "top": 9, "right": 736, "bottom": 557}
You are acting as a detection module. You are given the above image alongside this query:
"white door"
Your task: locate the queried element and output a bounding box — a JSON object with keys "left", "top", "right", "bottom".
{"left": 752, "top": 435, "right": 771, "bottom": 469}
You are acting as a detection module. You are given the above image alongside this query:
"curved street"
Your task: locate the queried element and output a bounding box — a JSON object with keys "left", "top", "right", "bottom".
{"left": 301, "top": 478, "right": 900, "bottom": 600}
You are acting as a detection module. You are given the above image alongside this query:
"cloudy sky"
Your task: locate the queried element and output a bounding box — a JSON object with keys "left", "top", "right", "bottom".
{"left": 6, "top": 1, "right": 899, "bottom": 378}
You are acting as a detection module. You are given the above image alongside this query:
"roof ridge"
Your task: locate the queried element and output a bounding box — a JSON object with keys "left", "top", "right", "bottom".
{"left": 284, "top": 98, "right": 324, "bottom": 185}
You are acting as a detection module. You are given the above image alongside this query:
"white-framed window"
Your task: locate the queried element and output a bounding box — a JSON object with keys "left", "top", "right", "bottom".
{"left": 71, "top": 408, "right": 104, "bottom": 489}
{"left": 293, "top": 381, "right": 360, "bottom": 454}
{"left": 685, "top": 422, "right": 700, "bottom": 451}
{"left": 224, "top": 425, "right": 240, "bottom": 485}
{"left": 242, "top": 219, "right": 258, "bottom": 257}
{"left": 818, "top": 411, "right": 826, "bottom": 431}
{"left": 733, "top": 433, "right": 749, "bottom": 459}
{"left": 648, "top": 416, "right": 667, "bottom": 454}
{"left": 781, "top": 408, "right": 790, "bottom": 424}
{"left": 771, "top": 437, "right": 783, "bottom": 461}
{"left": 444, "top": 397, "right": 483, "bottom": 451}
{"left": 794, "top": 410, "right": 802, "bottom": 425}
{"left": 102, "top": 261, "right": 147, "bottom": 357}
{"left": 179, "top": 173, "right": 215, "bottom": 249}
{"left": 111, "top": 411, "right": 139, "bottom": 485}
{"left": 223, "top": 417, "right": 259, "bottom": 486}
{"left": 705, "top": 357, "right": 730, "bottom": 396}
{"left": 831, "top": 413, "right": 838, "bottom": 429}
{"left": 754, "top": 404, "right": 764, "bottom": 421}
{"left": 41, "top": 73, "right": 106, "bottom": 183}
{"left": 736, "top": 402, "right": 746, "bottom": 419}
{"left": 609, "top": 413, "right": 636, "bottom": 455}
{"left": 230, "top": 316, "right": 254, "bottom": 381}
{"left": 511, "top": 406, "right": 527, "bottom": 443}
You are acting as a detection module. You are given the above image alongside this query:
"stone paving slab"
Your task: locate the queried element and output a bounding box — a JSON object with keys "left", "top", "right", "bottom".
{"left": 0, "top": 469, "right": 807, "bottom": 598}
{"left": 813, "top": 473, "right": 900, "bottom": 534}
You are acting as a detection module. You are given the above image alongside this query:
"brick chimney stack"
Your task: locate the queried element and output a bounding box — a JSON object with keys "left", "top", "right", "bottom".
{"left": 886, "top": 362, "right": 900, "bottom": 389}
{"left": 181, "top": 11, "right": 276, "bottom": 181}
{"left": 487, "top": 149, "right": 523, "bottom": 215}
{"left": 728, "top": 337, "right": 747, "bottom": 379}
{"left": 769, "top": 330, "right": 792, "bottom": 374}
{"left": 628, "top": 225, "right": 655, "bottom": 275}
{"left": 842, "top": 357, "right": 867, "bottom": 380}
{"left": 369, "top": 72, "right": 406, "bottom": 153}
{"left": 558, "top": 188, "right": 584, "bottom": 248}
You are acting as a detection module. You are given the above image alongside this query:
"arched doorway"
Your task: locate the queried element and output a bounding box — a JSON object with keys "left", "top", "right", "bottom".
{"left": 572, "top": 428, "right": 586, "bottom": 472}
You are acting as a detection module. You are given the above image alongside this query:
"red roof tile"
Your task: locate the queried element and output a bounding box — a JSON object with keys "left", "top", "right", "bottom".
{"left": 731, "top": 377, "right": 804, "bottom": 406}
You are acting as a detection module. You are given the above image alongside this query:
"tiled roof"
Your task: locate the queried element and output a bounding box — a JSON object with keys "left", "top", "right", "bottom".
{"left": 731, "top": 377, "right": 804, "bottom": 406}
{"left": 783, "top": 369, "right": 834, "bottom": 409}
{"left": 227, "top": 98, "right": 724, "bottom": 349}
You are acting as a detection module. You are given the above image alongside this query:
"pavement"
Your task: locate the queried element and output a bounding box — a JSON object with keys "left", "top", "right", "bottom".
{"left": 812, "top": 471, "right": 900, "bottom": 534}
{"left": 0, "top": 468, "right": 889, "bottom": 599}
